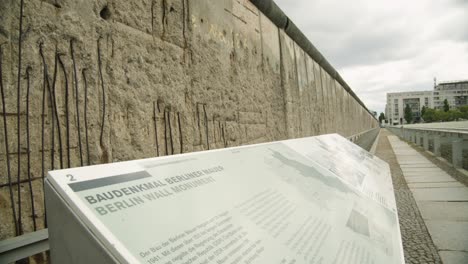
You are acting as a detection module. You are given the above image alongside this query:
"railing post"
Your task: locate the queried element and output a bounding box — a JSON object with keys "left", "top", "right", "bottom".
{"left": 423, "top": 132, "right": 429, "bottom": 150}
{"left": 452, "top": 138, "right": 466, "bottom": 168}
{"left": 433, "top": 134, "right": 441, "bottom": 156}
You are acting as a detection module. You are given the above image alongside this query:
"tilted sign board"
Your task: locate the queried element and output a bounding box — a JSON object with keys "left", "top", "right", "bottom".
{"left": 45, "top": 134, "right": 404, "bottom": 264}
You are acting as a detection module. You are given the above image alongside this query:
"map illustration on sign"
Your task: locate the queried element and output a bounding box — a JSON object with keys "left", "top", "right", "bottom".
{"left": 46, "top": 134, "right": 404, "bottom": 264}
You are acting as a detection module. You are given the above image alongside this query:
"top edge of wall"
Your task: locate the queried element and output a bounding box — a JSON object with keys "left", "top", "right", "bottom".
{"left": 249, "top": 0, "right": 377, "bottom": 120}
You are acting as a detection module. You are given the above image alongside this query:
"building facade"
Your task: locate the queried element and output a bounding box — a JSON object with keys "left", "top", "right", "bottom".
{"left": 433, "top": 80, "right": 468, "bottom": 110}
{"left": 385, "top": 91, "right": 433, "bottom": 125}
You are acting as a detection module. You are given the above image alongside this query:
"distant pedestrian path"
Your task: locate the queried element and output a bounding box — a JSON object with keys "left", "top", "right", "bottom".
{"left": 387, "top": 134, "right": 468, "bottom": 264}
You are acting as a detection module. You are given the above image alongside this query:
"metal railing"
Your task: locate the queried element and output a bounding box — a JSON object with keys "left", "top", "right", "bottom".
{"left": 0, "top": 229, "right": 48, "bottom": 263}
{"left": 387, "top": 125, "right": 468, "bottom": 169}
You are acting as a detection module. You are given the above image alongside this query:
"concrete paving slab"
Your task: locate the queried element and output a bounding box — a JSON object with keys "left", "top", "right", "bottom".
{"left": 402, "top": 171, "right": 447, "bottom": 176}
{"left": 411, "top": 187, "right": 468, "bottom": 201}
{"left": 403, "top": 173, "right": 451, "bottom": 177}
{"left": 439, "top": 251, "right": 468, "bottom": 264}
{"left": 425, "top": 221, "right": 468, "bottom": 251}
{"left": 403, "top": 171, "right": 450, "bottom": 175}
{"left": 408, "top": 182, "right": 465, "bottom": 188}
{"left": 398, "top": 160, "right": 424, "bottom": 162}
{"left": 387, "top": 132, "right": 468, "bottom": 263}
{"left": 398, "top": 162, "right": 434, "bottom": 165}
{"left": 398, "top": 157, "right": 427, "bottom": 159}
{"left": 403, "top": 171, "right": 448, "bottom": 174}
{"left": 416, "top": 201, "right": 468, "bottom": 221}
{"left": 400, "top": 165, "right": 438, "bottom": 168}
{"left": 405, "top": 176, "right": 457, "bottom": 183}
{"left": 401, "top": 168, "right": 446, "bottom": 172}
{"left": 403, "top": 173, "right": 448, "bottom": 178}
{"left": 399, "top": 164, "right": 436, "bottom": 166}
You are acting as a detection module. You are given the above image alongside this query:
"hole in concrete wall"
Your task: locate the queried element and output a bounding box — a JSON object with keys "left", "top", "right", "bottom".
{"left": 100, "top": 5, "right": 111, "bottom": 20}
{"left": 53, "top": 2, "right": 62, "bottom": 9}
{"left": 169, "top": 6, "right": 175, "bottom": 12}
{"left": 200, "top": 18, "right": 204, "bottom": 23}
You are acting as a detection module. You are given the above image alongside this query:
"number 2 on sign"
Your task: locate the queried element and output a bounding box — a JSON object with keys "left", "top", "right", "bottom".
{"left": 67, "top": 174, "right": 76, "bottom": 182}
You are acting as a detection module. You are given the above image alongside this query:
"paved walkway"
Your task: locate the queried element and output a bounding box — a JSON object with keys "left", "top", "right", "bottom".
{"left": 383, "top": 131, "right": 468, "bottom": 264}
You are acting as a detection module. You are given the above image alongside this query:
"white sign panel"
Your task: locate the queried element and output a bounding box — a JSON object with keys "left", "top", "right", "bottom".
{"left": 47, "top": 134, "right": 404, "bottom": 264}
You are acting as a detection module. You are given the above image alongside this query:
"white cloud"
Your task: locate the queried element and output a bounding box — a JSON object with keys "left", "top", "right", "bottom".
{"left": 275, "top": 0, "right": 468, "bottom": 114}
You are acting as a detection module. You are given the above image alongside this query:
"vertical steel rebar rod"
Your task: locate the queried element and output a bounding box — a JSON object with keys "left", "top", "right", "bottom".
{"left": 39, "top": 44, "right": 56, "bottom": 173}
{"left": 203, "top": 104, "right": 209, "bottom": 150}
{"left": 164, "top": 109, "right": 168, "bottom": 155}
{"left": 82, "top": 69, "right": 90, "bottom": 165}
{"left": 70, "top": 40, "right": 83, "bottom": 166}
{"left": 177, "top": 112, "right": 183, "bottom": 154}
{"left": 97, "top": 37, "right": 106, "bottom": 148}
{"left": 167, "top": 110, "right": 174, "bottom": 155}
{"left": 58, "top": 55, "right": 71, "bottom": 168}
{"left": 0, "top": 45, "right": 19, "bottom": 236}
{"left": 153, "top": 102, "right": 159, "bottom": 156}
{"left": 25, "top": 66, "right": 37, "bottom": 231}
{"left": 39, "top": 58, "right": 46, "bottom": 178}
{"left": 39, "top": 43, "right": 49, "bottom": 227}
{"left": 52, "top": 50, "right": 64, "bottom": 169}
{"left": 16, "top": 0, "right": 25, "bottom": 235}
{"left": 196, "top": 103, "right": 202, "bottom": 143}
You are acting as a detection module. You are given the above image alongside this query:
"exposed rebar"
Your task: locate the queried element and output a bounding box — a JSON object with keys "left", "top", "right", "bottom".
{"left": 58, "top": 54, "right": 71, "bottom": 168}
{"left": 97, "top": 37, "right": 106, "bottom": 148}
{"left": 39, "top": 43, "right": 49, "bottom": 228}
{"left": 25, "top": 66, "right": 37, "bottom": 231}
{"left": 164, "top": 109, "right": 168, "bottom": 155}
{"left": 16, "top": 0, "right": 25, "bottom": 235}
{"left": 177, "top": 112, "right": 183, "bottom": 154}
{"left": 1, "top": 45, "right": 19, "bottom": 236}
{"left": 167, "top": 109, "right": 174, "bottom": 155}
{"left": 52, "top": 49, "right": 64, "bottom": 169}
{"left": 203, "top": 104, "right": 209, "bottom": 150}
{"left": 70, "top": 40, "right": 83, "bottom": 166}
{"left": 153, "top": 102, "right": 159, "bottom": 156}
{"left": 82, "top": 69, "right": 90, "bottom": 165}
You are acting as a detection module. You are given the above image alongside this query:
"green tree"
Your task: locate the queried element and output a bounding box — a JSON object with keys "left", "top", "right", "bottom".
{"left": 435, "top": 110, "right": 449, "bottom": 122}
{"left": 378, "top": 112, "right": 385, "bottom": 123}
{"left": 459, "top": 106, "right": 468, "bottom": 119}
{"left": 422, "top": 108, "right": 436, "bottom": 123}
{"left": 443, "top": 99, "right": 450, "bottom": 112}
{"left": 421, "top": 105, "right": 426, "bottom": 117}
{"left": 449, "top": 110, "right": 463, "bottom": 121}
{"left": 404, "top": 104, "right": 413, "bottom": 124}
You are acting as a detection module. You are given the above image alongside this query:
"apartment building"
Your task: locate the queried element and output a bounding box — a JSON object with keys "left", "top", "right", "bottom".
{"left": 385, "top": 91, "right": 433, "bottom": 125}
{"left": 433, "top": 80, "right": 468, "bottom": 110}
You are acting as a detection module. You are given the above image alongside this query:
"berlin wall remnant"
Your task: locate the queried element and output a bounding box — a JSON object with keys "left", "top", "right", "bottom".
{"left": 0, "top": 0, "right": 378, "bottom": 250}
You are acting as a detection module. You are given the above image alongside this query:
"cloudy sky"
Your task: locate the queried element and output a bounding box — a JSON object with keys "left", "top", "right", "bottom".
{"left": 275, "top": 0, "right": 468, "bottom": 114}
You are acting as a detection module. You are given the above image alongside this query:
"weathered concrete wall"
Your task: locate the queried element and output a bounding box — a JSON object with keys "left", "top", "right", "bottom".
{"left": 0, "top": 0, "right": 378, "bottom": 243}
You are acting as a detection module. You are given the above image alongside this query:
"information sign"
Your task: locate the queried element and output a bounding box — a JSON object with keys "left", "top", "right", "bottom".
{"left": 46, "top": 134, "right": 404, "bottom": 264}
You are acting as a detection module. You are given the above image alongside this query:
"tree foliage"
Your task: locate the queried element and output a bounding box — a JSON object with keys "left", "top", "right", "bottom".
{"left": 422, "top": 107, "right": 466, "bottom": 122}
{"left": 421, "top": 105, "right": 426, "bottom": 117}
{"left": 378, "top": 112, "right": 385, "bottom": 123}
{"left": 443, "top": 99, "right": 450, "bottom": 112}
{"left": 404, "top": 104, "right": 413, "bottom": 124}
